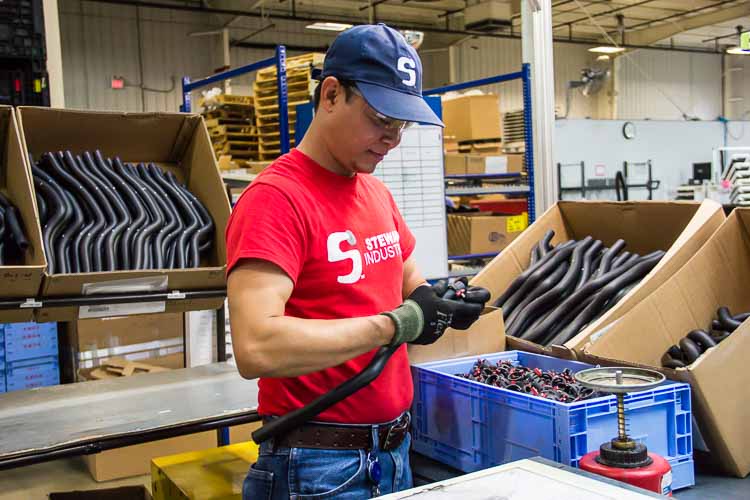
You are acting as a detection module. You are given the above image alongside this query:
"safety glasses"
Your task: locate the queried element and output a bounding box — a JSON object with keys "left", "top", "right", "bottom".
{"left": 350, "top": 87, "right": 414, "bottom": 133}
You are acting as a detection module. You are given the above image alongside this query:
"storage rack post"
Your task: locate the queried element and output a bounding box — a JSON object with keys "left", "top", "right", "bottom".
{"left": 180, "top": 47, "right": 291, "bottom": 154}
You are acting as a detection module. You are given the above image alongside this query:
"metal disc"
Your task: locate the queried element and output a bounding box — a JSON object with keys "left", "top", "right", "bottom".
{"left": 574, "top": 367, "right": 664, "bottom": 393}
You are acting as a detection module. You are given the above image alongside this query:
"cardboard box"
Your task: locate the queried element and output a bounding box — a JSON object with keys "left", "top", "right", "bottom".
{"left": 409, "top": 307, "right": 505, "bottom": 365}
{"left": 447, "top": 213, "right": 527, "bottom": 256}
{"left": 442, "top": 94, "right": 502, "bottom": 142}
{"left": 85, "top": 431, "right": 217, "bottom": 482}
{"left": 444, "top": 154, "right": 486, "bottom": 175}
{"left": 458, "top": 140, "right": 503, "bottom": 156}
{"left": 484, "top": 154, "right": 525, "bottom": 174}
{"left": 471, "top": 201, "right": 726, "bottom": 359}
{"left": 0, "top": 106, "right": 46, "bottom": 322}
{"left": 4, "top": 321, "right": 58, "bottom": 362}
{"left": 16, "top": 107, "right": 231, "bottom": 321}
{"left": 580, "top": 209, "right": 750, "bottom": 478}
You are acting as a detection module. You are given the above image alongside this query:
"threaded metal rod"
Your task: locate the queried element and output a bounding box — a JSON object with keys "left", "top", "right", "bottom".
{"left": 616, "top": 393, "right": 627, "bottom": 441}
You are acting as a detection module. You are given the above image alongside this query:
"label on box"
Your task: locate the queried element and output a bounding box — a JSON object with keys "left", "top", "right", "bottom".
{"left": 79, "top": 301, "right": 166, "bottom": 319}
{"left": 4, "top": 322, "right": 59, "bottom": 362}
{"left": 506, "top": 214, "right": 528, "bottom": 233}
{"left": 484, "top": 156, "right": 508, "bottom": 174}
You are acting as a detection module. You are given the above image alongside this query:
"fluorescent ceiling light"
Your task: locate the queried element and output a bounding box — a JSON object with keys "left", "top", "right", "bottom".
{"left": 726, "top": 46, "right": 750, "bottom": 55}
{"left": 306, "top": 22, "right": 352, "bottom": 32}
{"left": 588, "top": 46, "right": 626, "bottom": 54}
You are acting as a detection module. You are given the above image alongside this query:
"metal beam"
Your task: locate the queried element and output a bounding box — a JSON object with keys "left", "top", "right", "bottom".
{"left": 625, "top": 1, "right": 750, "bottom": 46}
{"left": 552, "top": 0, "right": 657, "bottom": 31}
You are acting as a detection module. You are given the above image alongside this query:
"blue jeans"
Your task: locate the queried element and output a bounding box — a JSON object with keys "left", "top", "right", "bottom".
{"left": 243, "top": 431, "right": 412, "bottom": 499}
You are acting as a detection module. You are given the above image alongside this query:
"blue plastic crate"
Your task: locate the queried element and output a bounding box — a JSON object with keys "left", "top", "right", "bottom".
{"left": 0, "top": 369, "right": 5, "bottom": 393}
{"left": 5, "top": 355, "right": 60, "bottom": 392}
{"left": 412, "top": 351, "right": 694, "bottom": 490}
{"left": 4, "top": 322, "right": 58, "bottom": 362}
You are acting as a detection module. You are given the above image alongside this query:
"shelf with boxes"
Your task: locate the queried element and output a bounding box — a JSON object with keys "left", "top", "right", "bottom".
{"left": 423, "top": 68, "right": 535, "bottom": 264}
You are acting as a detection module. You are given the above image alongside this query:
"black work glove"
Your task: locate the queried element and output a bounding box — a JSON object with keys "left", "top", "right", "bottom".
{"left": 382, "top": 279, "right": 491, "bottom": 346}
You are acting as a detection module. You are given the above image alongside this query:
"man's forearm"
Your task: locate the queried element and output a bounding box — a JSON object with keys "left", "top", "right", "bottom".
{"left": 232, "top": 314, "right": 395, "bottom": 379}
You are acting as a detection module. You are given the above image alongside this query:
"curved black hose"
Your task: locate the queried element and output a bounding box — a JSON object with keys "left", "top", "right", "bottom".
{"left": 157, "top": 169, "right": 200, "bottom": 268}
{"left": 252, "top": 344, "right": 400, "bottom": 444}
{"left": 679, "top": 337, "right": 701, "bottom": 364}
{"left": 667, "top": 345, "right": 683, "bottom": 361}
{"left": 137, "top": 165, "right": 178, "bottom": 269}
{"left": 113, "top": 160, "right": 150, "bottom": 270}
{"left": 36, "top": 192, "right": 48, "bottom": 225}
{"left": 610, "top": 251, "right": 632, "bottom": 269}
{"left": 0, "top": 193, "right": 29, "bottom": 252}
{"left": 662, "top": 357, "right": 686, "bottom": 369}
{"left": 166, "top": 171, "right": 213, "bottom": 260}
{"left": 686, "top": 329, "right": 716, "bottom": 352}
{"left": 62, "top": 152, "right": 108, "bottom": 273}
{"left": 529, "top": 245, "right": 540, "bottom": 267}
{"left": 147, "top": 165, "right": 185, "bottom": 269}
{"left": 32, "top": 164, "right": 72, "bottom": 275}
{"left": 507, "top": 237, "right": 592, "bottom": 337}
{"left": 495, "top": 240, "right": 577, "bottom": 311}
{"left": 120, "top": 164, "right": 163, "bottom": 270}
{"left": 94, "top": 152, "right": 133, "bottom": 270}
{"left": 595, "top": 239, "right": 626, "bottom": 277}
{"left": 520, "top": 251, "right": 656, "bottom": 343}
{"left": 732, "top": 312, "right": 750, "bottom": 323}
{"left": 576, "top": 240, "right": 603, "bottom": 290}
{"left": 79, "top": 152, "right": 119, "bottom": 271}
{"left": 545, "top": 251, "right": 664, "bottom": 346}
{"left": 537, "top": 230, "right": 554, "bottom": 258}
{"left": 504, "top": 262, "right": 568, "bottom": 333}
{"left": 717, "top": 307, "right": 742, "bottom": 332}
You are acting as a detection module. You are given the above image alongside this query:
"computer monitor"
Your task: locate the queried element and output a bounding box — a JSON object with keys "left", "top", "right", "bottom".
{"left": 693, "top": 162, "right": 711, "bottom": 182}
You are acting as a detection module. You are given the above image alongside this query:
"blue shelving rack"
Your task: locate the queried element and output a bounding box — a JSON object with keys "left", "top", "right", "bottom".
{"left": 180, "top": 45, "right": 292, "bottom": 156}
{"left": 424, "top": 63, "right": 536, "bottom": 262}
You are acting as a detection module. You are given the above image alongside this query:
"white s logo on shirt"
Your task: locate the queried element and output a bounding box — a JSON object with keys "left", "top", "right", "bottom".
{"left": 327, "top": 230, "right": 363, "bottom": 284}
{"left": 397, "top": 57, "right": 417, "bottom": 87}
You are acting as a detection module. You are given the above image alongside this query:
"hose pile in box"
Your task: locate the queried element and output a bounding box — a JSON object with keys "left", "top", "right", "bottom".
{"left": 494, "top": 230, "right": 664, "bottom": 347}
{"left": 31, "top": 151, "right": 214, "bottom": 274}
{"left": 662, "top": 307, "right": 749, "bottom": 368}
{"left": 0, "top": 192, "right": 30, "bottom": 266}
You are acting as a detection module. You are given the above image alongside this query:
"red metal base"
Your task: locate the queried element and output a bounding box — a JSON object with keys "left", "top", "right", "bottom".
{"left": 579, "top": 450, "right": 673, "bottom": 496}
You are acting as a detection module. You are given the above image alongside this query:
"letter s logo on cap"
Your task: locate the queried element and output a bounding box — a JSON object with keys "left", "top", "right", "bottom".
{"left": 397, "top": 57, "right": 417, "bottom": 87}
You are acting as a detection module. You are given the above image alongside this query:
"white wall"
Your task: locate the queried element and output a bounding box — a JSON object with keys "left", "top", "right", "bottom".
{"left": 725, "top": 54, "right": 750, "bottom": 121}
{"left": 614, "top": 49, "right": 722, "bottom": 121}
{"left": 554, "top": 119, "right": 750, "bottom": 201}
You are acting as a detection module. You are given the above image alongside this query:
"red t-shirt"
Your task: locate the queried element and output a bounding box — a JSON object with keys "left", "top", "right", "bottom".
{"left": 226, "top": 149, "right": 416, "bottom": 424}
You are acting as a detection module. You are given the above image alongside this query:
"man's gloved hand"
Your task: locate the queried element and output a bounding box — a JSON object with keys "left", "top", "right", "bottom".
{"left": 382, "top": 279, "right": 491, "bottom": 347}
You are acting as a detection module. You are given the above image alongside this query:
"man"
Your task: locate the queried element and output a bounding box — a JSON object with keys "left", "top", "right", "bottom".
{"left": 227, "top": 23, "right": 489, "bottom": 499}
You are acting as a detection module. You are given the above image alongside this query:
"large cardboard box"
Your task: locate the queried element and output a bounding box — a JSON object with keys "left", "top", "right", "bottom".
{"left": 580, "top": 209, "right": 750, "bottom": 478}
{"left": 444, "top": 154, "right": 486, "bottom": 175}
{"left": 447, "top": 213, "right": 527, "bottom": 256}
{"left": 442, "top": 94, "right": 502, "bottom": 143}
{"left": 85, "top": 431, "right": 217, "bottom": 482}
{"left": 471, "top": 201, "right": 726, "bottom": 359}
{"left": 16, "top": 107, "right": 230, "bottom": 321}
{"left": 0, "top": 106, "right": 46, "bottom": 322}
{"left": 408, "top": 307, "right": 505, "bottom": 365}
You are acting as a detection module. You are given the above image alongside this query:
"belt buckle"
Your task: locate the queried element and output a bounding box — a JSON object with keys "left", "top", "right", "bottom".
{"left": 382, "top": 413, "right": 410, "bottom": 451}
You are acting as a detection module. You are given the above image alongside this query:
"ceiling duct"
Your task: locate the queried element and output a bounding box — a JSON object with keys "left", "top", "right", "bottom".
{"left": 463, "top": 1, "right": 512, "bottom": 32}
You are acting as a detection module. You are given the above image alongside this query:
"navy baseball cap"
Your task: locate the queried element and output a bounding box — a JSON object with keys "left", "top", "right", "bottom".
{"left": 320, "top": 23, "right": 443, "bottom": 127}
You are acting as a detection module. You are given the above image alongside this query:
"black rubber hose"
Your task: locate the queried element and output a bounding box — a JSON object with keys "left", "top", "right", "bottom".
{"left": 595, "top": 239, "right": 626, "bottom": 277}
{"left": 121, "top": 164, "right": 164, "bottom": 270}
{"left": 146, "top": 165, "right": 185, "bottom": 269}
{"left": 45, "top": 153, "right": 91, "bottom": 274}
{"left": 610, "top": 251, "right": 632, "bottom": 269}
{"left": 252, "top": 344, "right": 399, "bottom": 444}
{"left": 63, "top": 152, "right": 108, "bottom": 273}
{"left": 679, "top": 337, "right": 702, "bottom": 364}
{"left": 536, "top": 294, "right": 598, "bottom": 346}
{"left": 711, "top": 319, "right": 722, "bottom": 332}
{"left": 157, "top": 169, "right": 200, "bottom": 268}
{"left": 522, "top": 251, "right": 659, "bottom": 344}
{"left": 94, "top": 152, "right": 134, "bottom": 270}
{"left": 507, "top": 237, "right": 593, "bottom": 337}
{"left": 504, "top": 262, "right": 569, "bottom": 333}
{"left": 149, "top": 167, "right": 191, "bottom": 268}
{"left": 732, "top": 312, "right": 750, "bottom": 323}
{"left": 544, "top": 251, "right": 664, "bottom": 346}
{"left": 36, "top": 192, "right": 48, "bottom": 225}
{"left": 32, "top": 164, "right": 72, "bottom": 275}
{"left": 79, "top": 152, "right": 119, "bottom": 271}
{"left": 88, "top": 151, "right": 132, "bottom": 271}
{"left": 166, "top": 171, "right": 213, "bottom": 259}
{"left": 538, "top": 230, "right": 555, "bottom": 258}
{"left": 662, "top": 356, "right": 686, "bottom": 369}
{"left": 711, "top": 330, "right": 731, "bottom": 343}
{"left": 576, "top": 240, "right": 603, "bottom": 290}
{"left": 0, "top": 193, "right": 29, "bottom": 252}
{"left": 113, "top": 160, "right": 150, "bottom": 270}
{"left": 667, "top": 345, "right": 684, "bottom": 361}
{"left": 496, "top": 240, "right": 577, "bottom": 312}
{"left": 529, "top": 245, "right": 541, "bottom": 267}
{"left": 137, "top": 165, "right": 178, "bottom": 269}
{"left": 686, "top": 329, "right": 717, "bottom": 352}
{"left": 717, "top": 307, "right": 742, "bottom": 332}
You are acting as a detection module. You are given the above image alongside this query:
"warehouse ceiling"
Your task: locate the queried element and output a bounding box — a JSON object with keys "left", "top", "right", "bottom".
{"left": 99, "top": 0, "right": 750, "bottom": 52}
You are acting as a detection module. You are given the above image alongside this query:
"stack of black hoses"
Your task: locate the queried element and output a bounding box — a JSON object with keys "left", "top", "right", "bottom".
{"left": 494, "top": 230, "right": 665, "bottom": 347}
{"left": 0, "top": 192, "right": 30, "bottom": 266}
{"left": 662, "top": 307, "right": 748, "bottom": 368}
{"left": 31, "top": 150, "right": 214, "bottom": 275}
